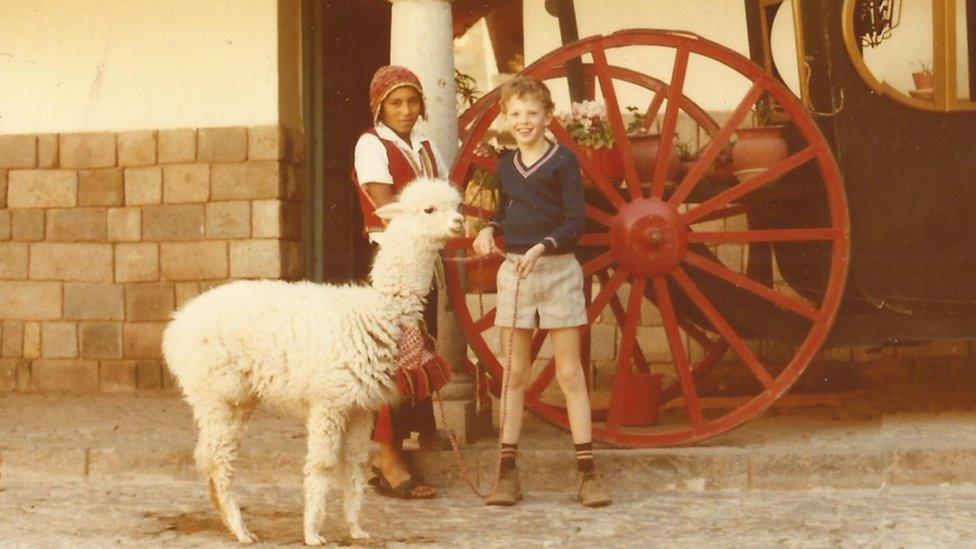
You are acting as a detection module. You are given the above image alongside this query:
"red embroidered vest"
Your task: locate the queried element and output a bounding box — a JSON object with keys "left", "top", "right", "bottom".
{"left": 352, "top": 129, "right": 439, "bottom": 234}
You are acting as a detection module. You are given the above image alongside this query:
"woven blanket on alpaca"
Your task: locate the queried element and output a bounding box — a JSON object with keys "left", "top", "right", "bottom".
{"left": 395, "top": 322, "right": 452, "bottom": 401}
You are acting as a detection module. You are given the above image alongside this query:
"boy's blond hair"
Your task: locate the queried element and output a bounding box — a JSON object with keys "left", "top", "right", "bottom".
{"left": 499, "top": 76, "right": 555, "bottom": 113}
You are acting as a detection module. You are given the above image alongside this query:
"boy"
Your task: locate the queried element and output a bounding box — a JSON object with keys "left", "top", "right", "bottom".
{"left": 472, "top": 76, "right": 611, "bottom": 507}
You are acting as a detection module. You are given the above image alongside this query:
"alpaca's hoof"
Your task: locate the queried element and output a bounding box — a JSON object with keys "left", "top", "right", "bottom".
{"left": 304, "top": 532, "right": 328, "bottom": 546}
{"left": 233, "top": 530, "right": 258, "bottom": 544}
{"left": 349, "top": 526, "right": 370, "bottom": 540}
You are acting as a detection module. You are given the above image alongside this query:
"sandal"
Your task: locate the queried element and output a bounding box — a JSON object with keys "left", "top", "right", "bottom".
{"left": 369, "top": 466, "right": 437, "bottom": 500}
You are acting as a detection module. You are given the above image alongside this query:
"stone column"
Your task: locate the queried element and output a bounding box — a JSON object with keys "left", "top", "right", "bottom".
{"left": 389, "top": 0, "right": 487, "bottom": 441}
{"left": 389, "top": 0, "right": 458, "bottom": 168}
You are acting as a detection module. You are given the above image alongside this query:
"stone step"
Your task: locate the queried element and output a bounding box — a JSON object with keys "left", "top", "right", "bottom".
{"left": 4, "top": 392, "right": 976, "bottom": 493}
{"left": 4, "top": 440, "right": 975, "bottom": 493}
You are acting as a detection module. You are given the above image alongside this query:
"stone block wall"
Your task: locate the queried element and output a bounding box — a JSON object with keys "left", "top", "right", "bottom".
{"left": 0, "top": 126, "right": 304, "bottom": 393}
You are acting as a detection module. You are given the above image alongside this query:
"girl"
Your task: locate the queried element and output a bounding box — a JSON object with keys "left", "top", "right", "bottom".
{"left": 352, "top": 65, "right": 448, "bottom": 500}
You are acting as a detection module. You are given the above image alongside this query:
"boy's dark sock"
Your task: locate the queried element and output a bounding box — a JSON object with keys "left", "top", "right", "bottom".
{"left": 500, "top": 443, "right": 518, "bottom": 473}
{"left": 575, "top": 442, "right": 594, "bottom": 473}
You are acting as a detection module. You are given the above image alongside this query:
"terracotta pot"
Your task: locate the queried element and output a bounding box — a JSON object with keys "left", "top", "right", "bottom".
{"left": 732, "top": 126, "right": 789, "bottom": 182}
{"left": 677, "top": 158, "right": 698, "bottom": 180}
{"left": 627, "top": 133, "right": 680, "bottom": 182}
{"left": 912, "top": 71, "right": 934, "bottom": 90}
{"left": 711, "top": 158, "right": 738, "bottom": 185}
{"left": 578, "top": 145, "right": 624, "bottom": 183}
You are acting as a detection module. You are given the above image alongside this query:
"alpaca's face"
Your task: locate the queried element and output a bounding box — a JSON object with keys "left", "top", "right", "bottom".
{"left": 374, "top": 178, "right": 464, "bottom": 248}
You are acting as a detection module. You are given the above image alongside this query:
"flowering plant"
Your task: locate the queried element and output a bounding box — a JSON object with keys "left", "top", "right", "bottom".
{"left": 625, "top": 105, "right": 649, "bottom": 135}
{"left": 556, "top": 100, "right": 616, "bottom": 150}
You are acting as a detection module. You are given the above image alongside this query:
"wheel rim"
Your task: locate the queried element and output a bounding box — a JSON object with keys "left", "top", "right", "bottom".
{"left": 444, "top": 30, "right": 850, "bottom": 448}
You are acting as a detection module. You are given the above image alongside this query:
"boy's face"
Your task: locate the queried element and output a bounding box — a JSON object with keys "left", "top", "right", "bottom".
{"left": 503, "top": 95, "right": 552, "bottom": 149}
{"left": 380, "top": 86, "right": 423, "bottom": 136}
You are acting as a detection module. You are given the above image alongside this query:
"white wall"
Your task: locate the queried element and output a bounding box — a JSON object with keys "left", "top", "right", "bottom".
{"left": 0, "top": 0, "right": 280, "bottom": 134}
{"left": 955, "top": 0, "right": 970, "bottom": 99}
{"left": 523, "top": 0, "right": 754, "bottom": 112}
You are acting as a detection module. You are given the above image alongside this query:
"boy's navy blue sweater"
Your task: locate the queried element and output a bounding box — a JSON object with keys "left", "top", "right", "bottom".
{"left": 489, "top": 142, "right": 585, "bottom": 255}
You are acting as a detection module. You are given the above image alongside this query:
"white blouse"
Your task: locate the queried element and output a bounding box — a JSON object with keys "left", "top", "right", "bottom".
{"left": 353, "top": 122, "right": 447, "bottom": 185}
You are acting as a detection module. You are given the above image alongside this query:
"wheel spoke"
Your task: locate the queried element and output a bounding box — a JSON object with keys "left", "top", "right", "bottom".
{"left": 652, "top": 276, "right": 704, "bottom": 430}
{"left": 581, "top": 252, "right": 616, "bottom": 277}
{"left": 606, "top": 275, "right": 645, "bottom": 430}
{"left": 659, "top": 336, "right": 729, "bottom": 402}
{"left": 670, "top": 267, "right": 775, "bottom": 391}
{"left": 469, "top": 154, "right": 498, "bottom": 172}
{"left": 678, "top": 314, "right": 716, "bottom": 349}
{"left": 683, "top": 251, "right": 824, "bottom": 322}
{"left": 597, "top": 271, "right": 651, "bottom": 373}
{"left": 642, "top": 87, "right": 667, "bottom": 132}
{"left": 458, "top": 203, "right": 493, "bottom": 219}
{"left": 682, "top": 147, "right": 818, "bottom": 225}
{"left": 586, "top": 205, "right": 614, "bottom": 228}
{"left": 586, "top": 267, "right": 629, "bottom": 323}
{"left": 688, "top": 228, "right": 839, "bottom": 244}
{"left": 668, "top": 81, "right": 766, "bottom": 206}
{"left": 529, "top": 329, "right": 549, "bottom": 361}
{"left": 577, "top": 232, "right": 611, "bottom": 247}
{"left": 650, "top": 48, "right": 689, "bottom": 199}
{"left": 549, "top": 119, "right": 626, "bottom": 207}
{"left": 690, "top": 203, "right": 752, "bottom": 225}
{"left": 591, "top": 44, "right": 643, "bottom": 200}
{"left": 526, "top": 357, "right": 556, "bottom": 402}
{"left": 472, "top": 308, "right": 497, "bottom": 333}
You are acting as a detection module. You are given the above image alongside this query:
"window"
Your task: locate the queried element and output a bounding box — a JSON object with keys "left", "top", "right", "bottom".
{"left": 843, "top": 0, "right": 976, "bottom": 111}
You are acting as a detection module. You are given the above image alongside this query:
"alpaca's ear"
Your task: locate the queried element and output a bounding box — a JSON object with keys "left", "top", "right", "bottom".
{"left": 374, "top": 202, "right": 403, "bottom": 222}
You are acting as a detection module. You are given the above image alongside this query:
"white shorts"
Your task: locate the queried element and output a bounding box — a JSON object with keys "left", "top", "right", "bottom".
{"left": 495, "top": 253, "right": 588, "bottom": 329}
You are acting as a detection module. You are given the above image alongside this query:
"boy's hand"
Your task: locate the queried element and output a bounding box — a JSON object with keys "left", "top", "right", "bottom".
{"left": 473, "top": 227, "right": 501, "bottom": 256}
{"left": 516, "top": 244, "right": 545, "bottom": 278}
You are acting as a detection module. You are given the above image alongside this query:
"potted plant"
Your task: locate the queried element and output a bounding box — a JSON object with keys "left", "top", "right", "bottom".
{"left": 557, "top": 100, "right": 623, "bottom": 183}
{"left": 712, "top": 140, "right": 737, "bottom": 184}
{"left": 911, "top": 60, "right": 934, "bottom": 90}
{"left": 909, "top": 60, "right": 934, "bottom": 101}
{"left": 455, "top": 69, "right": 481, "bottom": 110}
{"left": 625, "top": 106, "right": 679, "bottom": 182}
{"left": 731, "top": 97, "right": 790, "bottom": 182}
{"left": 463, "top": 138, "right": 504, "bottom": 293}
{"left": 675, "top": 139, "right": 699, "bottom": 181}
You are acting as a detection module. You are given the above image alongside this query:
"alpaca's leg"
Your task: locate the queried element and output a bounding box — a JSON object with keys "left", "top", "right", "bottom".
{"left": 192, "top": 401, "right": 257, "bottom": 544}
{"left": 303, "top": 406, "right": 344, "bottom": 546}
{"left": 341, "top": 410, "right": 374, "bottom": 540}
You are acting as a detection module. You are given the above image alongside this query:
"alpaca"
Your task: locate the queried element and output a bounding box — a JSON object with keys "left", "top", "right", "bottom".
{"left": 162, "top": 178, "right": 463, "bottom": 545}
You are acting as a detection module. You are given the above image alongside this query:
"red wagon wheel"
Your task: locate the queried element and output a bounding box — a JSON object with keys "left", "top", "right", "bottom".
{"left": 444, "top": 29, "right": 850, "bottom": 447}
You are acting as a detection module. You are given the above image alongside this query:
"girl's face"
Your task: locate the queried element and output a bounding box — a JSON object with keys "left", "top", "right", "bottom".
{"left": 503, "top": 95, "right": 552, "bottom": 148}
{"left": 380, "top": 86, "right": 423, "bottom": 137}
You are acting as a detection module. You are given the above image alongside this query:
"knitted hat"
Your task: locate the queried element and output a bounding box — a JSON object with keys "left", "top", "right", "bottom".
{"left": 369, "top": 65, "right": 426, "bottom": 125}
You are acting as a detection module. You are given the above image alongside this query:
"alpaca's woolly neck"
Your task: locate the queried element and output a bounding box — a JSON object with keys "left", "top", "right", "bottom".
{"left": 369, "top": 237, "right": 438, "bottom": 314}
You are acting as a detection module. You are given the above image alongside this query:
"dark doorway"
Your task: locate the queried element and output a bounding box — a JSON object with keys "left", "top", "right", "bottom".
{"left": 302, "top": 0, "right": 390, "bottom": 282}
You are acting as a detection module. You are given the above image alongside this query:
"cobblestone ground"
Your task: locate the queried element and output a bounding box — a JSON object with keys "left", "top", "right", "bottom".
{"left": 2, "top": 480, "right": 975, "bottom": 547}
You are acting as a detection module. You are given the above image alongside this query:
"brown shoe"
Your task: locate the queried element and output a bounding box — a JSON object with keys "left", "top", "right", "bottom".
{"left": 578, "top": 472, "right": 612, "bottom": 507}
{"left": 486, "top": 468, "right": 523, "bottom": 506}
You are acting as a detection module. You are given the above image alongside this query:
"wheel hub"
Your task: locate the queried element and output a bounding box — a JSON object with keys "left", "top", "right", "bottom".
{"left": 610, "top": 198, "right": 688, "bottom": 277}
